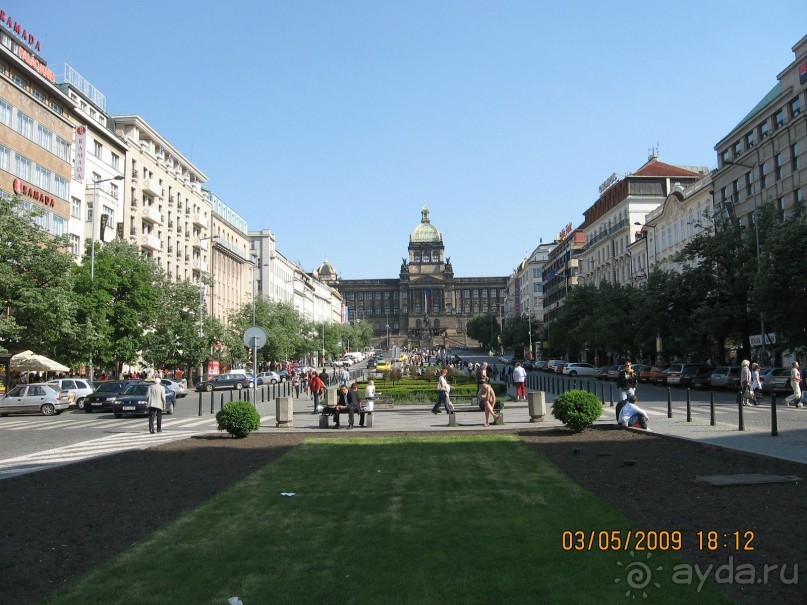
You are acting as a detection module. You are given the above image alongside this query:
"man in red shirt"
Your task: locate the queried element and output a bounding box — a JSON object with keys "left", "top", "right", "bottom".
{"left": 308, "top": 371, "right": 324, "bottom": 414}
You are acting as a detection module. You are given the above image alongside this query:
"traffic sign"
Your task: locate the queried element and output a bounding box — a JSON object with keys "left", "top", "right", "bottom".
{"left": 243, "top": 326, "right": 267, "bottom": 349}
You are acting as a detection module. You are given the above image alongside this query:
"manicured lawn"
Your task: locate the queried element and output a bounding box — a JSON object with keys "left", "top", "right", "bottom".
{"left": 43, "top": 436, "right": 730, "bottom": 604}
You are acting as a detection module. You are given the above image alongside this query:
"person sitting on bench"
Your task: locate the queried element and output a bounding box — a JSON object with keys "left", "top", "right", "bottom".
{"left": 333, "top": 383, "right": 366, "bottom": 428}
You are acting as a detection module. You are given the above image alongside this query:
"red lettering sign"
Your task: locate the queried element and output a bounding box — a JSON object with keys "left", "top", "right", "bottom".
{"left": 0, "top": 10, "right": 42, "bottom": 53}
{"left": 12, "top": 178, "right": 55, "bottom": 208}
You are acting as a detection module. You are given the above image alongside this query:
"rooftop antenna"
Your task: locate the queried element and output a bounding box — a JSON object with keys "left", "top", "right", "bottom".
{"left": 648, "top": 142, "right": 660, "bottom": 160}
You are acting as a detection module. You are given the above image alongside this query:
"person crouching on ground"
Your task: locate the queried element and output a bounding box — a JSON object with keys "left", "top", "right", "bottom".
{"left": 618, "top": 395, "right": 649, "bottom": 430}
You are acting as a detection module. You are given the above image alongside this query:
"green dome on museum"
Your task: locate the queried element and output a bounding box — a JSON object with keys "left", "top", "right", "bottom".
{"left": 410, "top": 205, "right": 442, "bottom": 243}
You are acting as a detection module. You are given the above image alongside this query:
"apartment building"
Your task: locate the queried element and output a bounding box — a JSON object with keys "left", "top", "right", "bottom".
{"left": 713, "top": 35, "right": 806, "bottom": 226}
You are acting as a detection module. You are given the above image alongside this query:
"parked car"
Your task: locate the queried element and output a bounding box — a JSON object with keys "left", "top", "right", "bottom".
{"left": 498, "top": 355, "right": 515, "bottom": 365}
{"left": 691, "top": 366, "right": 716, "bottom": 390}
{"left": 631, "top": 364, "right": 650, "bottom": 377}
{"left": 758, "top": 367, "right": 785, "bottom": 394}
{"left": 725, "top": 366, "right": 743, "bottom": 391}
{"left": 638, "top": 365, "right": 667, "bottom": 384}
{"left": 160, "top": 377, "right": 188, "bottom": 398}
{"left": 47, "top": 377, "right": 95, "bottom": 409}
{"left": 376, "top": 360, "right": 393, "bottom": 372}
{"left": 84, "top": 380, "right": 139, "bottom": 413}
{"left": 0, "top": 384, "right": 71, "bottom": 416}
{"left": 545, "top": 360, "right": 565, "bottom": 373}
{"left": 111, "top": 382, "right": 176, "bottom": 417}
{"left": 554, "top": 363, "right": 567, "bottom": 374}
{"left": 532, "top": 360, "right": 549, "bottom": 371}
{"left": 563, "top": 363, "right": 596, "bottom": 377}
{"left": 594, "top": 365, "right": 611, "bottom": 380}
{"left": 708, "top": 366, "right": 732, "bottom": 389}
{"left": 366, "top": 358, "right": 377, "bottom": 369}
{"left": 195, "top": 373, "right": 254, "bottom": 392}
{"left": 768, "top": 370, "right": 797, "bottom": 395}
{"left": 667, "top": 363, "right": 711, "bottom": 387}
{"left": 607, "top": 365, "right": 623, "bottom": 381}
{"left": 256, "top": 371, "right": 282, "bottom": 384}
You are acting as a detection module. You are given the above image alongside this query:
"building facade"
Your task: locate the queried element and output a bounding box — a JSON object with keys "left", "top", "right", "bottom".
{"left": 319, "top": 206, "right": 508, "bottom": 349}
{"left": 712, "top": 35, "right": 806, "bottom": 227}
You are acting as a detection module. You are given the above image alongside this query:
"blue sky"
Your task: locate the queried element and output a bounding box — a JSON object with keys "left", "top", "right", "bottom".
{"left": 13, "top": 1, "right": 807, "bottom": 279}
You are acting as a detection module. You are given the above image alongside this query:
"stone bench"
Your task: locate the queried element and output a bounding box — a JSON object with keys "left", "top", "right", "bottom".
{"left": 318, "top": 405, "right": 374, "bottom": 428}
{"left": 446, "top": 397, "right": 504, "bottom": 426}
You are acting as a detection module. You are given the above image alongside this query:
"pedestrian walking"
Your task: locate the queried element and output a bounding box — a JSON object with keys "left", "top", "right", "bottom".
{"left": 617, "top": 361, "right": 638, "bottom": 403}
{"left": 512, "top": 362, "right": 527, "bottom": 401}
{"left": 147, "top": 377, "right": 166, "bottom": 434}
{"left": 785, "top": 362, "right": 803, "bottom": 408}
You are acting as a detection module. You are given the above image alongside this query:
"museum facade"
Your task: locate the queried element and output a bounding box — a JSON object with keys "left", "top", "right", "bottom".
{"left": 316, "top": 206, "right": 508, "bottom": 349}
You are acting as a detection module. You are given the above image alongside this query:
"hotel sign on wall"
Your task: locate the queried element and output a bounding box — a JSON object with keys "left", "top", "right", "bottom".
{"left": 12, "top": 178, "right": 56, "bottom": 208}
{"left": 74, "top": 125, "right": 88, "bottom": 181}
{"left": 0, "top": 9, "right": 55, "bottom": 83}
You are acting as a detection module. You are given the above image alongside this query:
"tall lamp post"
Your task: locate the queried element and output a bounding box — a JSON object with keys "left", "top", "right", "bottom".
{"left": 725, "top": 160, "right": 768, "bottom": 361}
{"left": 87, "top": 174, "right": 123, "bottom": 381}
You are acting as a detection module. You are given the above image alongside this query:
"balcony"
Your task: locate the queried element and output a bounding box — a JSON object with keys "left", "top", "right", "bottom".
{"left": 141, "top": 205, "right": 162, "bottom": 224}
{"left": 142, "top": 178, "right": 163, "bottom": 198}
{"left": 192, "top": 213, "right": 208, "bottom": 229}
{"left": 140, "top": 233, "right": 161, "bottom": 251}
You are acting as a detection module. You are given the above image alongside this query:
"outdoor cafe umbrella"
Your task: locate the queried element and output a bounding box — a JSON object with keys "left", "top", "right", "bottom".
{"left": 10, "top": 350, "right": 70, "bottom": 373}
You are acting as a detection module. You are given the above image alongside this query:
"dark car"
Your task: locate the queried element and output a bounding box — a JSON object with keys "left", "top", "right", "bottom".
{"left": 691, "top": 366, "right": 716, "bottom": 390}
{"left": 111, "top": 382, "right": 176, "bottom": 418}
{"left": 606, "top": 365, "right": 623, "bottom": 381}
{"left": 725, "top": 366, "right": 743, "bottom": 391}
{"left": 195, "top": 373, "right": 252, "bottom": 392}
{"left": 84, "top": 380, "right": 139, "bottom": 413}
{"left": 366, "top": 358, "right": 377, "bottom": 369}
{"left": 667, "top": 363, "right": 710, "bottom": 387}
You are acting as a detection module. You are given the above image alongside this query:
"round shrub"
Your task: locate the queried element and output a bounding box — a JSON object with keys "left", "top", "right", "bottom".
{"left": 216, "top": 400, "right": 261, "bottom": 438}
{"left": 551, "top": 389, "right": 603, "bottom": 433}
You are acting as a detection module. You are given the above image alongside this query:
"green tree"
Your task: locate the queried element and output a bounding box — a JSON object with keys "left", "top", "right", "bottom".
{"left": 466, "top": 313, "right": 500, "bottom": 350}
{"left": 74, "top": 239, "right": 162, "bottom": 377}
{"left": 0, "top": 197, "right": 79, "bottom": 358}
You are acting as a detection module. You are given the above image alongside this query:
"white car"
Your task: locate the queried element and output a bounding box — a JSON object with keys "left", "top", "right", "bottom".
{"left": 47, "top": 378, "right": 95, "bottom": 409}
{"left": 256, "top": 371, "right": 282, "bottom": 384}
{"left": 562, "top": 363, "right": 597, "bottom": 377}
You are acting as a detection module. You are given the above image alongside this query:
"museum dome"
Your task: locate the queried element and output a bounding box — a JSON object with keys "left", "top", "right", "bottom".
{"left": 315, "top": 256, "right": 337, "bottom": 279}
{"left": 410, "top": 205, "right": 442, "bottom": 243}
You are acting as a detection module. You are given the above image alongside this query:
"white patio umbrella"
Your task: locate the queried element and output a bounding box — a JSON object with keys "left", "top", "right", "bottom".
{"left": 10, "top": 350, "right": 70, "bottom": 373}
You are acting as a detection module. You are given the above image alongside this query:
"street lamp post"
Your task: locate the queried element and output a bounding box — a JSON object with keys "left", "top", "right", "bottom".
{"left": 725, "top": 160, "right": 768, "bottom": 360}
{"left": 87, "top": 175, "right": 123, "bottom": 381}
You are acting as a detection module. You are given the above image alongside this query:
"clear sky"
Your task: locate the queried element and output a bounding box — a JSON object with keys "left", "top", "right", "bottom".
{"left": 13, "top": 1, "right": 807, "bottom": 279}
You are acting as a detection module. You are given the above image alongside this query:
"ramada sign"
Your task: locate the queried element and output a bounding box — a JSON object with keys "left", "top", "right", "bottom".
{"left": 0, "top": 9, "right": 42, "bottom": 52}
{"left": 13, "top": 178, "right": 56, "bottom": 208}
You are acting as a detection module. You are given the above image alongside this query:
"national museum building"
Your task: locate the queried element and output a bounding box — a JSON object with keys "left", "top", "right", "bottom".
{"left": 316, "top": 206, "right": 507, "bottom": 349}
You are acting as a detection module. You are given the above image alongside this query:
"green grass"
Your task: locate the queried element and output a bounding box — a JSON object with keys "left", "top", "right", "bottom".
{"left": 42, "top": 436, "right": 731, "bottom": 605}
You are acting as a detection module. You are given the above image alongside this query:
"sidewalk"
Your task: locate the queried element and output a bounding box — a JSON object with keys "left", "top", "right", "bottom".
{"left": 251, "top": 386, "right": 807, "bottom": 465}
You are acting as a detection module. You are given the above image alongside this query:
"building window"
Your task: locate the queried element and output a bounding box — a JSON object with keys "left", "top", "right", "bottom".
{"left": 0, "top": 97, "right": 10, "bottom": 126}
{"left": 35, "top": 165, "right": 51, "bottom": 191}
{"left": 54, "top": 175, "right": 68, "bottom": 199}
{"left": 721, "top": 149, "right": 731, "bottom": 164}
{"left": 15, "top": 154, "right": 32, "bottom": 181}
{"left": 70, "top": 197, "right": 81, "bottom": 219}
{"left": 745, "top": 172, "right": 753, "bottom": 197}
{"left": 792, "top": 142, "right": 801, "bottom": 172}
{"left": 56, "top": 136, "right": 70, "bottom": 161}
{"left": 15, "top": 110, "right": 33, "bottom": 139}
{"left": 774, "top": 108, "right": 785, "bottom": 128}
{"left": 110, "top": 152, "right": 120, "bottom": 170}
{"left": 790, "top": 96, "right": 802, "bottom": 118}
{"left": 733, "top": 141, "right": 743, "bottom": 158}
{"left": 760, "top": 121, "right": 769, "bottom": 139}
{"left": 774, "top": 153, "right": 783, "bottom": 180}
{"left": 69, "top": 233, "right": 80, "bottom": 256}
{"left": 92, "top": 140, "right": 103, "bottom": 158}
{"left": 432, "top": 252, "right": 439, "bottom": 262}
{"left": 0, "top": 144, "right": 8, "bottom": 172}
{"left": 745, "top": 130, "right": 756, "bottom": 149}
{"left": 759, "top": 162, "right": 767, "bottom": 189}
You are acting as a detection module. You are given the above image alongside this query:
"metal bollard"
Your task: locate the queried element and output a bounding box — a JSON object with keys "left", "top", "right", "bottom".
{"left": 686, "top": 388, "right": 692, "bottom": 422}
{"left": 710, "top": 391, "right": 715, "bottom": 426}
{"left": 609, "top": 382, "right": 614, "bottom": 407}
{"left": 771, "top": 392, "right": 778, "bottom": 437}
{"left": 667, "top": 388, "right": 672, "bottom": 418}
{"left": 737, "top": 390, "right": 744, "bottom": 431}
{"left": 601, "top": 382, "right": 606, "bottom": 407}
{"left": 210, "top": 390, "right": 215, "bottom": 414}
{"left": 198, "top": 391, "right": 203, "bottom": 417}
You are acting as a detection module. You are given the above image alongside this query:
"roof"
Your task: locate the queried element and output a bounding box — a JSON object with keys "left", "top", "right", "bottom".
{"left": 410, "top": 205, "right": 442, "bottom": 243}
{"left": 631, "top": 157, "right": 703, "bottom": 178}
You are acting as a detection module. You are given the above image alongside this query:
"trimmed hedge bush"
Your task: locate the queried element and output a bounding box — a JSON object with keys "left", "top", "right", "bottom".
{"left": 216, "top": 400, "right": 261, "bottom": 438}
{"left": 551, "top": 389, "right": 603, "bottom": 433}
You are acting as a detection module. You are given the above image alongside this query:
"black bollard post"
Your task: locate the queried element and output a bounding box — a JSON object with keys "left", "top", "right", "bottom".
{"left": 220, "top": 392, "right": 224, "bottom": 410}
{"left": 667, "top": 388, "right": 672, "bottom": 418}
{"left": 198, "top": 391, "right": 203, "bottom": 417}
{"left": 686, "top": 388, "right": 692, "bottom": 422}
{"left": 601, "top": 382, "right": 606, "bottom": 407}
{"left": 710, "top": 391, "right": 715, "bottom": 426}
{"left": 737, "top": 390, "right": 745, "bottom": 431}
{"left": 609, "top": 382, "right": 614, "bottom": 407}
{"left": 210, "top": 390, "right": 214, "bottom": 414}
{"left": 771, "top": 392, "right": 778, "bottom": 437}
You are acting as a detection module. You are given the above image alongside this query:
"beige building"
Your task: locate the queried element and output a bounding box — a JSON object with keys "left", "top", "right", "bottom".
{"left": 713, "top": 35, "right": 806, "bottom": 225}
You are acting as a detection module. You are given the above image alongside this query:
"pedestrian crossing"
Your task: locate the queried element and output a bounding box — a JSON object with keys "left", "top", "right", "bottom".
{"left": 0, "top": 414, "right": 276, "bottom": 479}
{"left": 0, "top": 414, "right": 221, "bottom": 432}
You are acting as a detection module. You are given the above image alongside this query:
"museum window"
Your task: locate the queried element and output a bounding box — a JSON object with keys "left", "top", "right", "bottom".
{"left": 760, "top": 120, "right": 769, "bottom": 139}
{"left": 432, "top": 252, "right": 439, "bottom": 262}
{"left": 414, "top": 253, "right": 420, "bottom": 263}
{"left": 472, "top": 289, "right": 479, "bottom": 298}
{"left": 774, "top": 108, "right": 785, "bottom": 128}
{"left": 745, "top": 130, "right": 756, "bottom": 149}
{"left": 790, "top": 96, "right": 802, "bottom": 118}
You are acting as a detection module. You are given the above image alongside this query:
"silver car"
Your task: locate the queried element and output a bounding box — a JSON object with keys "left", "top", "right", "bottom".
{"left": 160, "top": 378, "right": 189, "bottom": 398}
{"left": 0, "top": 383, "right": 71, "bottom": 416}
